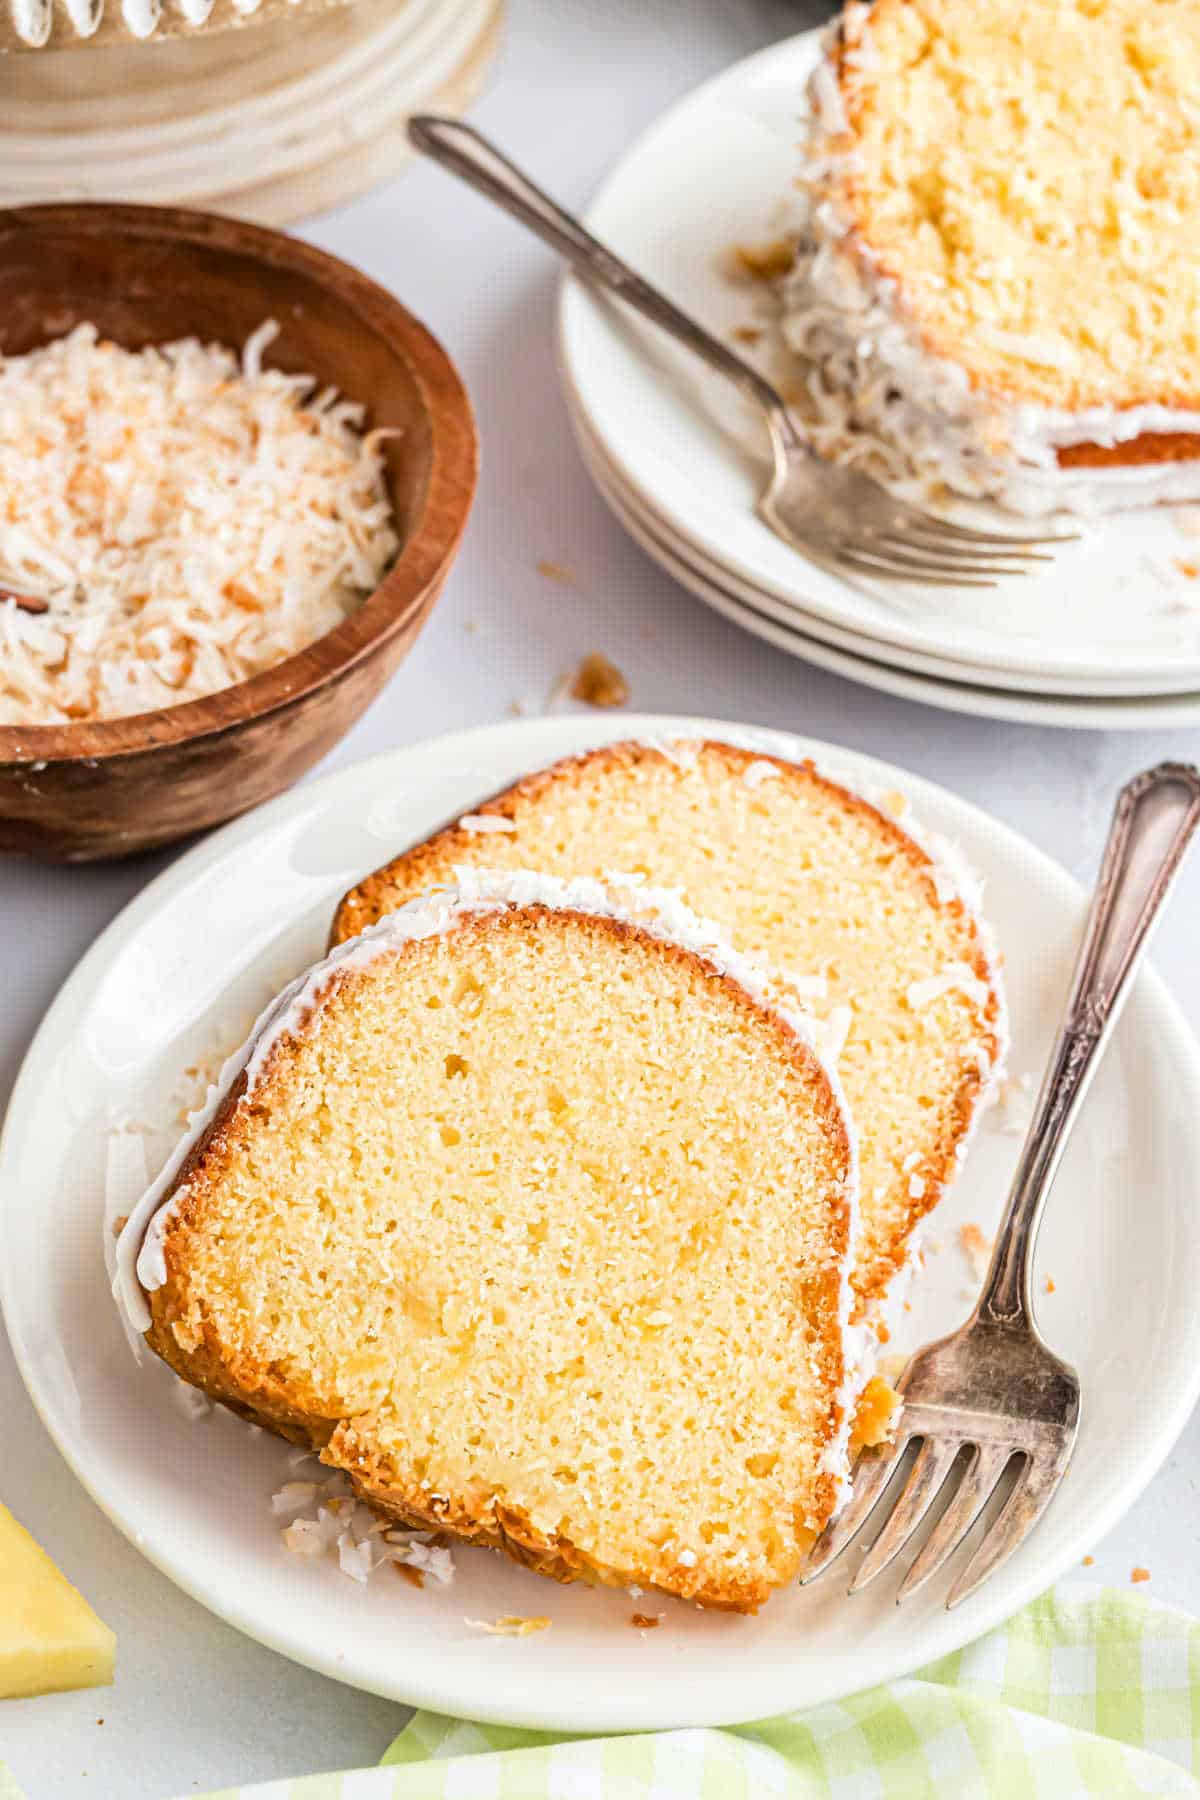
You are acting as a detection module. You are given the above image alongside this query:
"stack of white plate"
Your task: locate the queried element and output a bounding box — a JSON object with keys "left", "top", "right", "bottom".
{"left": 558, "top": 31, "right": 1200, "bottom": 731}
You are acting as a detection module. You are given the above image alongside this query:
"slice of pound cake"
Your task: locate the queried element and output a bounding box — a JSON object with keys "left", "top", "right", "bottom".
{"left": 332, "top": 740, "right": 1006, "bottom": 1317}
{"left": 784, "top": 0, "right": 1200, "bottom": 512}
{"left": 116, "top": 873, "right": 858, "bottom": 1612}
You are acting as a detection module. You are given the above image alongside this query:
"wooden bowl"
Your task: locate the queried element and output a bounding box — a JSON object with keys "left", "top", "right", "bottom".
{"left": 0, "top": 202, "right": 478, "bottom": 861}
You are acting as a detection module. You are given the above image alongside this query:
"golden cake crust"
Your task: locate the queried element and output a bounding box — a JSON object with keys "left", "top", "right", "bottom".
{"left": 138, "top": 902, "right": 855, "bottom": 1613}
{"left": 330, "top": 738, "right": 1004, "bottom": 1314}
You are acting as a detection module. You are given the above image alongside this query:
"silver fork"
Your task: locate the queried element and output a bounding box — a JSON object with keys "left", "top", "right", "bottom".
{"left": 805, "top": 760, "right": 1200, "bottom": 1609}
{"left": 408, "top": 115, "right": 1074, "bottom": 588}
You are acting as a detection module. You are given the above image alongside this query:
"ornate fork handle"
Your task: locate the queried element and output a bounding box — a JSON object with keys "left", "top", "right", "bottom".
{"left": 981, "top": 762, "right": 1200, "bottom": 1325}
{"left": 407, "top": 114, "right": 798, "bottom": 439}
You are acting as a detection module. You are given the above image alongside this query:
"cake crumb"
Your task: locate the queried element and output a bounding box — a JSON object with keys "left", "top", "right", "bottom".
{"left": 1176, "top": 560, "right": 1200, "bottom": 580}
{"left": 537, "top": 559, "right": 577, "bottom": 585}
{"left": 569, "top": 652, "right": 628, "bottom": 709}
{"left": 1082, "top": 1555, "right": 1095, "bottom": 1567}
{"left": 1131, "top": 1566, "right": 1151, "bottom": 1584}
{"left": 733, "top": 239, "right": 795, "bottom": 283}
{"left": 1044, "top": 1276, "right": 1056, "bottom": 1294}
{"left": 395, "top": 1563, "right": 424, "bottom": 1589}
{"left": 731, "top": 325, "right": 763, "bottom": 345}
{"left": 958, "top": 1222, "right": 992, "bottom": 1283}
{"left": 631, "top": 1612, "right": 662, "bottom": 1628}
{"left": 465, "top": 1615, "right": 551, "bottom": 1636}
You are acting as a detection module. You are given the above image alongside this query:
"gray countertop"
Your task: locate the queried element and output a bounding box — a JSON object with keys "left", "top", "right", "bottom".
{"left": 3, "top": 2, "right": 1199, "bottom": 1793}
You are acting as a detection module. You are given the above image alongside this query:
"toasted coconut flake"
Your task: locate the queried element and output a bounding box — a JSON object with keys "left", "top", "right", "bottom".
{"left": 464, "top": 1614, "right": 551, "bottom": 1637}
{"left": 0, "top": 323, "right": 398, "bottom": 725}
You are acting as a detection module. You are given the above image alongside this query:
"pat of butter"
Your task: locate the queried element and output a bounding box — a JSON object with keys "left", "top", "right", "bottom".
{"left": 0, "top": 1504, "right": 115, "bottom": 1699}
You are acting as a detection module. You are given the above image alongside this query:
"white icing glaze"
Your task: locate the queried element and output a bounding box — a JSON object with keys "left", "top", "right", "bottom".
{"left": 103, "top": 1121, "right": 150, "bottom": 1364}
{"left": 782, "top": 13, "right": 1200, "bottom": 517}
{"left": 114, "top": 865, "right": 864, "bottom": 1499}
{"left": 907, "top": 962, "right": 992, "bottom": 1013}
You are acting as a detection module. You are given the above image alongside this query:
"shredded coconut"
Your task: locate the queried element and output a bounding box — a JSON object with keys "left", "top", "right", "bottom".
{"left": 907, "top": 962, "right": 992, "bottom": 1012}
{"left": 819, "top": 1002, "right": 854, "bottom": 1065}
{"left": 276, "top": 1471, "right": 456, "bottom": 1587}
{"left": 784, "top": 972, "right": 829, "bottom": 1002}
{"left": 742, "top": 758, "right": 781, "bottom": 789}
{"left": 171, "top": 1377, "right": 213, "bottom": 1422}
{"left": 464, "top": 1615, "right": 551, "bottom": 1636}
{"left": 0, "top": 322, "right": 398, "bottom": 724}
{"left": 992, "top": 1071, "right": 1035, "bottom": 1136}
{"left": 458, "top": 813, "right": 519, "bottom": 835}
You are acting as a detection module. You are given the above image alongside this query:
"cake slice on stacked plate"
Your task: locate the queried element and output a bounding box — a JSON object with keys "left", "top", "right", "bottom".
{"left": 785, "top": 0, "right": 1200, "bottom": 515}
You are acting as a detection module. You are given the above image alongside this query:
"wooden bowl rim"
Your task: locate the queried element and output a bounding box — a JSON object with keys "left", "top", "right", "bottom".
{"left": 0, "top": 201, "right": 478, "bottom": 766}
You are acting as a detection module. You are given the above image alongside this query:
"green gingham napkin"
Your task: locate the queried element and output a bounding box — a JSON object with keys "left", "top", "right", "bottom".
{"left": 199, "top": 1587, "right": 1199, "bottom": 1799}
{"left": 6, "top": 1586, "right": 1196, "bottom": 1799}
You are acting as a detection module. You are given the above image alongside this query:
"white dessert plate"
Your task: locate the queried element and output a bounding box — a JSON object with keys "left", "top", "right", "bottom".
{"left": 558, "top": 30, "right": 1200, "bottom": 691}
{"left": 569, "top": 392, "right": 1200, "bottom": 705}
{"left": 576, "top": 419, "right": 1200, "bottom": 732}
{"left": 4, "top": 717, "right": 1200, "bottom": 1733}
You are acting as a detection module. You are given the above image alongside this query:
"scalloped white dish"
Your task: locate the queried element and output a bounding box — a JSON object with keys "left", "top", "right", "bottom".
{"left": 3, "top": 717, "right": 1200, "bottom": 1732}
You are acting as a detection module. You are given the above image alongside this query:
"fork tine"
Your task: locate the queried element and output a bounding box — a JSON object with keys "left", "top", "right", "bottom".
{"left": 895, "top": 1442, "right": 1015, "bottom": 1604}
{"left": 859, "top": 538, "right": 1029, "bottom": 579}
{"left": 839, "top": 542, "right": 1011, "bottom": 583}
{"left": 800, "top": 1437, "right": 912, "bottom": 1582}
{"left": 945, "top": 1448, "right": 1070, "bottom": 1610}
{"left": 876, "top": 530, "right": 1053, "bottom": 569}
{"left": 848, "top": 1437, "right": 961, "bottom": 1594}
{"left": 873, "top": 533, "right": 1041, "bottom": 576}
{"left": 834, "top": 549, "right": 998, "bottom": 590}
{"left": 888, "top": 499, "right": 1080, "bottom": 548}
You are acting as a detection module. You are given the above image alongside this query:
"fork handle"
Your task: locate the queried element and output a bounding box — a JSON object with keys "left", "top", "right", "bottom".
{"left": 407, "top": 115, "right": 799, "bottom": 440}
{"left": 979, "top": 762, "right": 1200, "bottom": 1325}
